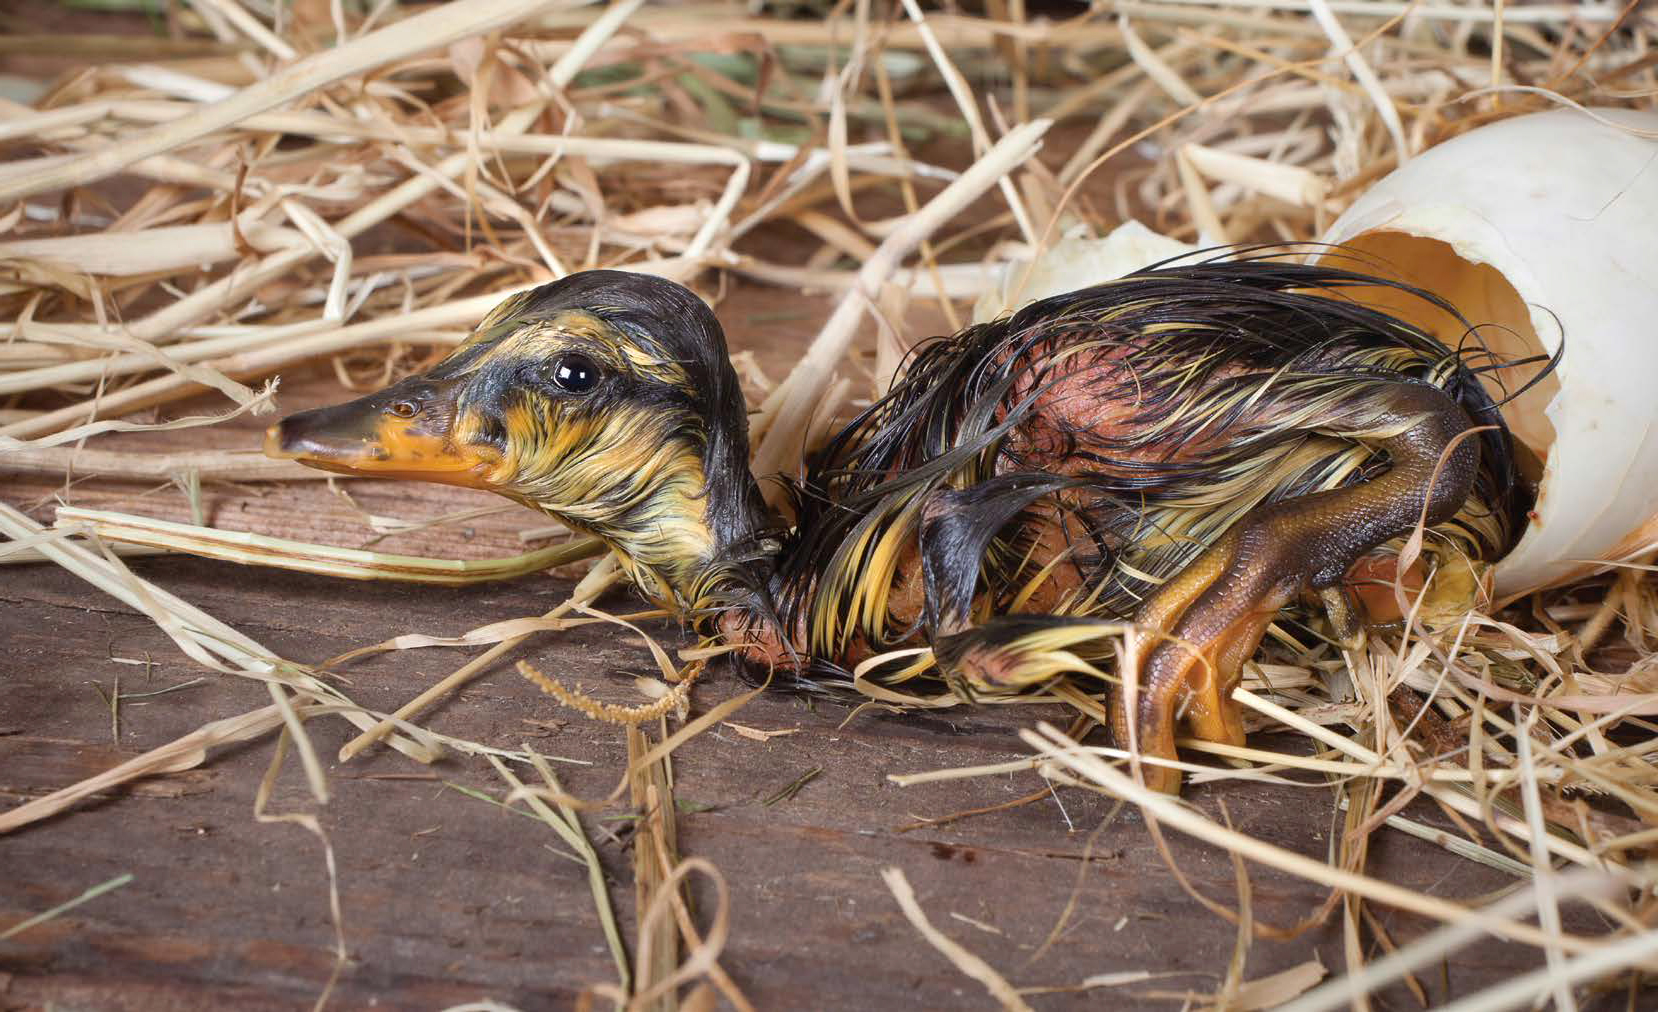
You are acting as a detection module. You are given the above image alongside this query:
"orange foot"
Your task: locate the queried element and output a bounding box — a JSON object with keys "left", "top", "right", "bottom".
{"left": 1113, "top": 519, "right": 1318, "bottom": 794}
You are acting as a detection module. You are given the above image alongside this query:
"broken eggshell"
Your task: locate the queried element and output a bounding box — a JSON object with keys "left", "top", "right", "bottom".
{"left": 1317, "top": 107, "right": 1658, "bottom": 599}
{"left": 971, "top": 220, "right": 1196, "bottom": 324}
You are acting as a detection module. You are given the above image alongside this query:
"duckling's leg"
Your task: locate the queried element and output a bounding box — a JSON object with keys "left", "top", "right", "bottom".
{"left": 1119, "top": 381, "right": 1481, "bottom": 794}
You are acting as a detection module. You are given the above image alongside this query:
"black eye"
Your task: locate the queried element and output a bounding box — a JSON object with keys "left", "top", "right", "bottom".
{"left": 550, "top": 354, "right": 600, "bottom": 394}
{"left": 388, "top": 399, "right": 418, "bottom": 418}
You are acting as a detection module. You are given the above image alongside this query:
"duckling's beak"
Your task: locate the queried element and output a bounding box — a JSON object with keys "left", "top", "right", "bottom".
{"left": 262, "top": 376, "right": 500, "bottom": 489}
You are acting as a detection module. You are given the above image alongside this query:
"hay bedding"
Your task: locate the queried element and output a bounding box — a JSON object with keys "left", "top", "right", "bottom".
{"left": 0, "top": 0, "right": 1656, "bottom": 1008}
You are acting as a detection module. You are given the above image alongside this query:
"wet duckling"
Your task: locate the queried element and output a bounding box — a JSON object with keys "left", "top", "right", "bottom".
{"left": 266, "top": 260, "right": 1527, "bottom": 793}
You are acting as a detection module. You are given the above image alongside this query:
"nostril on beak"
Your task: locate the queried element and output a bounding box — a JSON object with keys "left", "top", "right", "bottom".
{"left": 263, "top": 421, "right": 297, "bottom": 459}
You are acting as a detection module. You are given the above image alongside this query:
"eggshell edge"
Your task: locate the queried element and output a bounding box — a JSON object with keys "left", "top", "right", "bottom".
{"left": 1322, "top": 108, "right": 1658, "bottom": 598}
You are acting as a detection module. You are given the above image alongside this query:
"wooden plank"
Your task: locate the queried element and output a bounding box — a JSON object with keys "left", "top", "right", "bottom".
{"left": 0, "top": 554, "right": 1581, "bottom": 1009}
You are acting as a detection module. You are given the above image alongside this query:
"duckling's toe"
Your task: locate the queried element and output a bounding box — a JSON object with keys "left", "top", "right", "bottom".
{"left": 1116, "top": 520, "right": 1297, "bottom": 794}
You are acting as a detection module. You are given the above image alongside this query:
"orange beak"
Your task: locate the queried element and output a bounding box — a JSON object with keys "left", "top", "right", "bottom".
{"left": 263, "top": 378, "right": 501, "bottom": 490}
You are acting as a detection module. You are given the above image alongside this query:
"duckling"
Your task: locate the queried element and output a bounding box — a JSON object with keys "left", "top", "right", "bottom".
{"left": 266, "top": 259, "right": 1527, "bottom": 793}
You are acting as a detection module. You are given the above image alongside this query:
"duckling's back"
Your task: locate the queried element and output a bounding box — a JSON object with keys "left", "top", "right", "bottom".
{"left": 762, "top": 257, "right": 1527, "bottom": 681}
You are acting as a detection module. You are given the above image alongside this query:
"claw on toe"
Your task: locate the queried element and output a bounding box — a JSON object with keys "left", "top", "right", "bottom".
{"left": 1319, "top": 585, "right": 1368, "bottom": 652}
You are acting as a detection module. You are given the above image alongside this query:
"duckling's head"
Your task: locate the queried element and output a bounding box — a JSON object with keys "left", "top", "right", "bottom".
{"left": 265, "top": 270, "right": 768, "bottom": 611}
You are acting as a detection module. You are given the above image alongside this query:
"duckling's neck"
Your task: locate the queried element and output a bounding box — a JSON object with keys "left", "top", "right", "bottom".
{"left": 677, "top": 424, "right": 776, "bottom": 612}
{"left": 545, "top": 422, "right": 772, "bottom": 617}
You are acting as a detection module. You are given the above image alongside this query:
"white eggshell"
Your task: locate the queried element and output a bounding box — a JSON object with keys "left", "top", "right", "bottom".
{"left": 1320, "top": 108, "right": 1658, "bottom": 597}
{"left": 971, "top": 220, "right": 1197, "bottom": 324}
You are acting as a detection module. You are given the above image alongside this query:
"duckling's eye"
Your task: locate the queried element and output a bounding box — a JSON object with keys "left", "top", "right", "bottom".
{"left": 550, "top": 353, "right": 600, "bottom": 394}
{"left": 388, "top": 399, "right": 419, "bottom": 419}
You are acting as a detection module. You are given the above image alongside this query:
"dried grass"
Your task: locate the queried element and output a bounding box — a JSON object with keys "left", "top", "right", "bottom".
{"left": 3, "top": 0, "right": 1657, "bottom": 1008}
{"left": 0, "top": 872, "right": 133, "bottom": 941}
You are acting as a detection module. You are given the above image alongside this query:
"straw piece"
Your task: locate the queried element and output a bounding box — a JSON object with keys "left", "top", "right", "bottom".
{"left": 0, "top": 446, "right": 324, "bottom": 483}
{"left": 1232, "top": 688, "right": 1616, "bottom": 870}
{"left": 881, "top": 867, "right": 1035, "bottom": 1012}
{"left": 525, "top": 7, "right": 1126, "bottom": 52}
{"left": 1175, "top": 147, "right": 1229, "bottom": 244}
{"left": 1136, "top": 0, "right": 1625, "bottom": 24}
{"left": 1306, "top": 0, "right": 1410, "bottom": 162}
{"left": 248, "top": 725, "right": 348, "bottom": 1011}
{"left": 1181, "top": 143, "right": 1330, "bottom": 208}
{"left": 0, "top": 384, "right": 274, "bottom": 448}
{"left": 54, "top": 506, "right": 604, "bottom": 585}
{"left": 1, "top": 502, "right": 436, "bottom": 768}
{"left": 1513, "top": 708, "right": 1576, "bottom": 1012}
{"left": 0, "top": 219, "right": 304, "bottom": 276}
{"left": 629, "top": 726, "right": 682, "bottom": 1007}
{"left": 189, "top": 0, "right": 298, "bottom": 61}
{"left": 337, "top": 556, "right": 620, "bottom": 760}
{"left": 1, "top": 250, "right": 690, "bottom": 442}
{"left": 0, "top": 872, "right": 135, "bottom": 939}
{"left": 1120, "top": 15, "right": 1201, "bottom": 106}
{"left": 1280, "top": 864, "right": 1632, "bottom": 1012}
{"left": 1231, "top": 959, "right": 1326, "bottom": 1011}
{"left": 489, "top": 752, "right": 630, "bottom": 991}
{"left": 0, "top": 704, "right": 287, "bottom": 835}
{"left": 1433, "top": 930, "right": 1658, "bottom": 1012}
{"left": 898, "top": 0, "right": 1039, "bottom": 245}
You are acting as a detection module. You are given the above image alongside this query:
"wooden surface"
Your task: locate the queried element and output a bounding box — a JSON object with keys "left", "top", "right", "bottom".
{"left": 0, "top": 556, "right": 1596, "bottom": 1011}
{"left": 0, "top": 277, "right": 1620, "bottom": 1010}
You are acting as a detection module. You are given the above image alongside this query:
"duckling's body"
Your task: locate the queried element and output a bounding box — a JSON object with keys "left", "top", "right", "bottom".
{"left": 268, "top": 259, "right": 1525, "bottom": 792}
